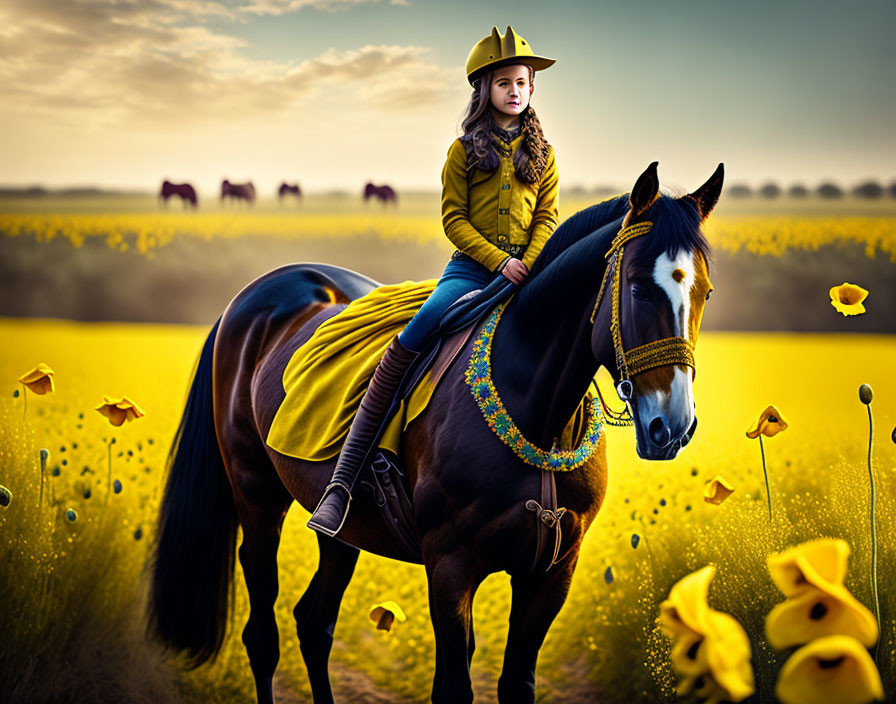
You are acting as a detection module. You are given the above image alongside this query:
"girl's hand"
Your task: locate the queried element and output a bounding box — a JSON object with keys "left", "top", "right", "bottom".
{"left": 501, "top": 258, "right": 529, "bottom": 284}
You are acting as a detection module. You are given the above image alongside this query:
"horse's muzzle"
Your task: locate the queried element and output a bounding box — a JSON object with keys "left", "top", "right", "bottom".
{"left": 637, "top": 415, "right": 697, "bottom": 460}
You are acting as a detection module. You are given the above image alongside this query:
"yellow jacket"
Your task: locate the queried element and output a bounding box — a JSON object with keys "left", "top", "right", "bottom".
{"left": 441, "top": 132, "right": 559, "bottom": 272}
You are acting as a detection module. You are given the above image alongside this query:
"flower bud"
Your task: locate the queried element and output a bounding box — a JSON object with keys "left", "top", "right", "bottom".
{"left": 858, "top": 384, "right": 873, "bottom": 405}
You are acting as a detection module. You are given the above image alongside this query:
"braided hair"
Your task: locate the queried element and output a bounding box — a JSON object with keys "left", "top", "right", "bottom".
{"left": 459, "top": 65, "right": 551, "bottom": 185}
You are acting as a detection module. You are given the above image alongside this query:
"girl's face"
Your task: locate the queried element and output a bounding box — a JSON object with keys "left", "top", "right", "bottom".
{"left": 489, "top": 64, "right": 533, "bottom": 123}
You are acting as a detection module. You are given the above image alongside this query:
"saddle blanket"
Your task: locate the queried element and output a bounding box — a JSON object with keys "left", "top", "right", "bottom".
{"left": 266, "top": 279, "right": 440, "bottom": 461}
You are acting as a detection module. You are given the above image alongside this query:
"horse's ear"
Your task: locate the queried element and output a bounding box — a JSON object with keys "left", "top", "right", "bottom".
{"left": 630, "top": 162, "right": 660, "bottom": 218}
{"left": 684, "top": 163, "right": 724, "bottom": 221}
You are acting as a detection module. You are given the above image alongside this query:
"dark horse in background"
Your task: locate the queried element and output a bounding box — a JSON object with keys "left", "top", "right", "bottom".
{"left": 222, "top": 179, "right": 256, "bottom": 205}
{"left": 158, "top": 180, "right": 197, "bottom": 209}
{"left": 363, "top": 181, "right": 397, "bottom": 205}
{"left": 278, "top": 182, "right": 302, "bottom": 202}
{"left": 148, "top": 162, "right": 723, "bottom": 704}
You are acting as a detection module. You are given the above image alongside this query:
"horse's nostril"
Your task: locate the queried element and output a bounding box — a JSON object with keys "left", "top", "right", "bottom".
{"left": 648, "top": 417, "right": 671, "bottom": 447}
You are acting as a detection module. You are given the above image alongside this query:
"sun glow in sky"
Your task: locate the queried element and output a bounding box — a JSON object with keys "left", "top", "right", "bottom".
{"left": 1, "top": 0, "right": 893, "bottom": 195}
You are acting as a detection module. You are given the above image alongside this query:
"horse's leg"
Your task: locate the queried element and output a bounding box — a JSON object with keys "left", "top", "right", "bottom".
{"left": 426, "top": 554, "right": 480, "bottom": 704}
{"left": 497, "top": 550, "right": 581, "bottom": 704}
{"left": 292, "top": 534, "right": 360, "bottom": 704}
{"left": 234, "top": 484, "right": 292, "bottom": 704}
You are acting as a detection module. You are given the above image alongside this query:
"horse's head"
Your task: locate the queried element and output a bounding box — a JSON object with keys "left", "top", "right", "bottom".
{"left": 591, "top": 162, "right": 722, "bottom": 460}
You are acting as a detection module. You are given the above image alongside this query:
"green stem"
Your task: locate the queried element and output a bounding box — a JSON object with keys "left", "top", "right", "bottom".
{"left": 637, "top": 515, "right": 657, "bottom": 579}
{"left": 867, "top": 404, "right": 880, "bottom": 664}
{"left": 105, "top": 439, "right": 113, "bottom": 507}
{"left": 38, "top": 449, "right": 45, "bottom": 510}
{"left": 759, "top": 435, "right": 772, "bottom": 521}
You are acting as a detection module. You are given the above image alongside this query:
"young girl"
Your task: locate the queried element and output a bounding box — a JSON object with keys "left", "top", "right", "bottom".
{"left": 309, "top": 25, "right": 560, "bottom": 537}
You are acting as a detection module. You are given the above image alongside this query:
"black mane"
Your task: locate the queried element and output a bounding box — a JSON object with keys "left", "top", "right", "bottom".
{"left": 630, "top": 195, "right": 712, "bottom": 271}
{"left": 528, "top": 194, "right": 631, "bottom": 278}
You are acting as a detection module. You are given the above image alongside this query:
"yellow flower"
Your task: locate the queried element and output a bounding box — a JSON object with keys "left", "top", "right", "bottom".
{"left": 703, "top": 476, "right": 734, "bottom": 505}
{"left": 659, "top": 565, "right": 715, "bottom": 638}
{"left": 18, "top": 363, "right": 55, "bottom": 394}
{"left": 776, "top": 635, "right": 884, "bottom": 704}
{"left": 702, "top": 611, "right": 755, "bottom": 702}
{"left": 766, "top": 538, "right": 878, "bottom": 649}
{"left": 94, "top": 395, "right": 145, "bottom": 427}
{"left": 661, "top": 567, "right": 754, "bottom": 703}
{"left": 766, "top": 587, "right": 879, "bottom": 649}
{"left": 768, "top": 538, "right": 850, "bottom": 598}
{"left": 830, "top": 282, "right": 868, "bottom": 317}
{"left": 746, "top": 405, "right": 788, "bottom": 439}
{"left": 670, "top": 630, "right": 709, "bottom": 677}
{"left": 369, "top": 601, "right": 406, "bottom": 632}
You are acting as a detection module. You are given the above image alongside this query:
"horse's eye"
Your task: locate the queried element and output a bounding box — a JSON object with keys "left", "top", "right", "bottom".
{"left": 705, "top": 289, "right": 713, "bottom": 301}
{"left": 632, "top": 283, "right": 652, "bottom": 301}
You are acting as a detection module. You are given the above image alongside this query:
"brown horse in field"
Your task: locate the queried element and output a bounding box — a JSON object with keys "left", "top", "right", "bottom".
{"left": 278, "top": 182, "right": 302, "bottom": 201}
{"left": 363, "top": 181, "right": 397, "bottom": 205}
{"left": 148, "top": 162, "right": 723, "bottom": 704}
{"left": 159, "top": 180, "right": 197, "bottom": 208}
{"left": 222, "top": 179, "right": 256, "bottom": 205}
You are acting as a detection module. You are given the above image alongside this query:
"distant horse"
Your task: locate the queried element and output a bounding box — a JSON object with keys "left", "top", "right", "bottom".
{"left": 363, "top": 182, "right": 397, "bottom": 205}
{"left": 159, "top": 180, "right": 197, "bottom": 209}
{"left": 149, "top": 162, "right": 723, "bottom": 704}
{"left": 278, "top": 182, "right": 302, "bottom": 202}
{"left": 221, "top": 180, "right": 256, "bottom": 205}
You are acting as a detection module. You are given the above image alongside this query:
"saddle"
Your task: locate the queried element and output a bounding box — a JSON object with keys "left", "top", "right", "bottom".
{"left": 357, "top": 277, "right": 571, "bottom": 574}
{"left": 354, "top": 276, "right": 516, "bottom": 562}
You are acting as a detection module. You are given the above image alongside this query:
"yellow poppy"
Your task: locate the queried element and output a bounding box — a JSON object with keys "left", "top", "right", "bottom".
{"left": 682, "top": 671, "right": 750, "bottom": 704}
{"left": 94, "top": 395, "right": 145, "bottom": 427}
{"left": 829, "top": 283, "right": 868, "bottom": 317}
{"left": 662, "top": 573, "right": 754, "bottom": 704}
{"left": 775, "top": 635, "right": 884, "bottom": 704}
{"left": 746, "top": 405, "right": 788, "bottom": 439}
{"left": 369, "top": 601, "right": 407, "bottom": 632}
{"left": 659, "top": 565, "right": 715, "bottom": 638}
{"left": 702, "top": 610, "right": 755, "bottom": 703}
{"left": 767, "top": 538, "right": 850, "bottom": 598}
{"left": 670, "top": 631, "right": 708, "bottom": 677}
{"left": 703, "top": 476, "right": 734, "bottom": 505}
{"left": 18, "top": 363, "right": 55, "bottom": 395}
{"left": 766, "top": 586, "right": 878, "bottom": 650}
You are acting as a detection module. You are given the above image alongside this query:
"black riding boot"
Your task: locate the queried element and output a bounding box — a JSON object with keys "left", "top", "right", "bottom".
{"left": 307, "top": 336, "right": 418, "bottom": 537}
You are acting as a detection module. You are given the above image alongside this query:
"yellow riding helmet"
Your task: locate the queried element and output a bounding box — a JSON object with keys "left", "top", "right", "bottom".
{"left": 465, "top": 25, "right": 555, "bottom": 85}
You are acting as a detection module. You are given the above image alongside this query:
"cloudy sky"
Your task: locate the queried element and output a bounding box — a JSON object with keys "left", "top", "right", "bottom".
{"left": 1, "top": 0, "right": 893, "bottom": 194}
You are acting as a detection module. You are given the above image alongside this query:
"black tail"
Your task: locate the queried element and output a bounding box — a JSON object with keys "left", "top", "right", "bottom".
{"left": 147, "top": 318, "right": 239, "bottom": 667}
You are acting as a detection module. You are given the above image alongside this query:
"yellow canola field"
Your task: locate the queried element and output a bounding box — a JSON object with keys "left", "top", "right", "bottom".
{"left": 1, "top": 318, "right": 894, "bottom": 703}
{"left": 3, "top": 204, "right": 896, "bottom": 259}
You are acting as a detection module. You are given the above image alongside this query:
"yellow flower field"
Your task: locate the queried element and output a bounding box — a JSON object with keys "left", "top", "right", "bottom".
{"left": 3, "top": 194, "right": 896, "bottom": 260}
{"left": 1, "top": 318, "right": 893, "bottom": 703}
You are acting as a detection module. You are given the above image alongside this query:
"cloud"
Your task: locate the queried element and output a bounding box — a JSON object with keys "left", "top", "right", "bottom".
{"left": 0, "top": 0, "right": 456, "bottom": 130}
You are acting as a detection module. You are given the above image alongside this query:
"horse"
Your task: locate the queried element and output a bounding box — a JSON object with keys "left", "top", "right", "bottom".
{"left": 363, "top": 181, "right": 397, "bottom": 205}
{"left": 278, "top": 182, "right": 302, "bottom": 202}
{"left": 148, "top": 161, "right": 722, "bottom": 704}
{"left": 158, "top": 180, "right": 197, "bottom": 208}
{"left": 222, "top": 179, "right": 256, "bottom": 205}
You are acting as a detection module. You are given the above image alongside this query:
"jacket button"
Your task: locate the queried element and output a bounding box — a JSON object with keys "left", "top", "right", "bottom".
{"left": 501, "top": 184, "right": 510, "bottom": 190}
{"left": 498, "top": 235, "right": 508, "bottom": 242}
{"left": 499, "top": 208, "right": 509, "bottom": 214}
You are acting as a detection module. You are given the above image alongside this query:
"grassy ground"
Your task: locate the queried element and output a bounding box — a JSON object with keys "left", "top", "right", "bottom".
{"left": 1, "top": 319, "right": 893, "bottom": 703}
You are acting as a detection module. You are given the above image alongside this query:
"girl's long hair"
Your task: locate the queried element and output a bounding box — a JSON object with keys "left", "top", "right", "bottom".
{"left": 460, "top": 64, "right": 550, "bottom": 184}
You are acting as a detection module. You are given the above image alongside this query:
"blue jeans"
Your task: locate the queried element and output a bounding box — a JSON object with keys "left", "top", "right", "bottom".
{"left": 398, "top": 251, "right": 499, "bottom": 351}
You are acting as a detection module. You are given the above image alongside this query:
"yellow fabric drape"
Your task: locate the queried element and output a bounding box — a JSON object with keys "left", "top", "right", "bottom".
{"left": 266, "top": 280, "right": 440, "bottom": 462}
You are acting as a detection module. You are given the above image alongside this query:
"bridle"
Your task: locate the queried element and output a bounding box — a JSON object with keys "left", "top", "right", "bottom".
{"left": 589, "top": 220, "right": 696, "bottom": 424}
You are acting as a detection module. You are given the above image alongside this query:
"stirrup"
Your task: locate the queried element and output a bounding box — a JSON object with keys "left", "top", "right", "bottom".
{"left": 307, "top": 483, "right": 352, "bottom": 537}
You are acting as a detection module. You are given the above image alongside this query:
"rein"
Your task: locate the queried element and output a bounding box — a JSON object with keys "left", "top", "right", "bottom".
{"left": 589, "top": 220, "right": 695, "bottom": 412}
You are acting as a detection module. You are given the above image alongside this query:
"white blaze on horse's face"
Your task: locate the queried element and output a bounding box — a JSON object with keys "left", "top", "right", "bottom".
{"left": 631, "top": 248, "right": 710, "bottom": 460}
